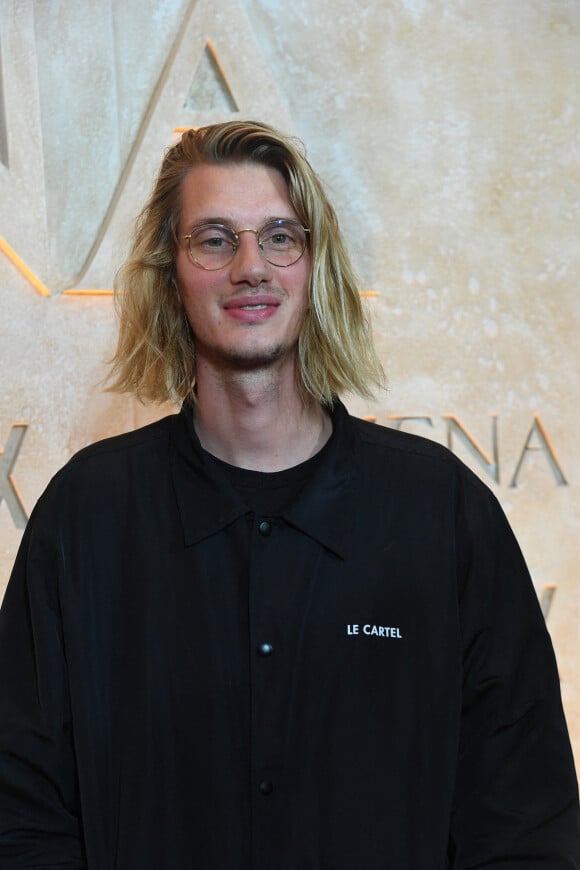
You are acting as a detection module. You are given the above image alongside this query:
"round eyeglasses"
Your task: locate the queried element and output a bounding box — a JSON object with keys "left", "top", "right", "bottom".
{"left": 180, "top": 219, "right": 310, "bottom": 271}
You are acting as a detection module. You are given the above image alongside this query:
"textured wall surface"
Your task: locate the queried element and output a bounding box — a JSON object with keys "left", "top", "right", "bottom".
{"left": 1, "top": 0, "right": 579, "bottom": 767}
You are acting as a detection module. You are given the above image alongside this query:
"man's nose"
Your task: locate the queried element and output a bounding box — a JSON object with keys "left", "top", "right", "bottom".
{"left": 229, "top": 230, "right": 271, "bottom": 284}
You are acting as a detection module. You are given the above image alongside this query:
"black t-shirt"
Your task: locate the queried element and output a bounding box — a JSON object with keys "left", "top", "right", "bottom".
{"left": 204, "top": 428, "right": 334, "bottom": 515}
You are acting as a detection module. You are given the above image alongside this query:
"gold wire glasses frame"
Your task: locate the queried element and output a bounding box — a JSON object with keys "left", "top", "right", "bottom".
{"left": 180, "top": 219, "right": 310, "bottom": 271}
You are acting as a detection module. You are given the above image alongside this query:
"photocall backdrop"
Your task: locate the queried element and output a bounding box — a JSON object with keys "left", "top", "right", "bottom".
{"left": 1, "top": 0, "right": 579, "bottom": 769}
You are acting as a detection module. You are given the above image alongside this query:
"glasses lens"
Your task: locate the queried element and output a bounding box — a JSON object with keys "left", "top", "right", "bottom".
{"left": 258, "top": 220, "right": 307, "bottom": 266}
{"left": 188, "top": 224, "right": 237, "bottom": 270}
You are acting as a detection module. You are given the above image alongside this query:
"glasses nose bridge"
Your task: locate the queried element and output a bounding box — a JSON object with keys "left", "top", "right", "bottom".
{"left": 233, "top": 227, "right": 266, "bottom": 261}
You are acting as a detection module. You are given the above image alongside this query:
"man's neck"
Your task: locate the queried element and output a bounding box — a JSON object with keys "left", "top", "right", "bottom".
{"left": 192, "top": 363, "right": 332, "bottom": 472}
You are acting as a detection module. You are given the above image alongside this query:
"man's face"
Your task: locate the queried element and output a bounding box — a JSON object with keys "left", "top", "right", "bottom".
{"left": 175, "top": 161, "right": 311, "bottom": 375}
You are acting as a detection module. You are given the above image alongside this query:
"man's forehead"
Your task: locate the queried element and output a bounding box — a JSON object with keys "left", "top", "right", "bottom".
{"left": 179, "top": 161, "right": 296, "bottom": 225}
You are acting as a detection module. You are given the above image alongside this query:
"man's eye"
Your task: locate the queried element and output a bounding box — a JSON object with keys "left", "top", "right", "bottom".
{"left": 193, "top": 227, "right": 234, "bottom": 250}
{"left": 262, "top": 228, "right": 298, "bottom": 248}
{"left": 270, "top": 233, "right": 292, "bottom": 246}
{"left": 203, "top": 236, "right": 227, "bottom": 249}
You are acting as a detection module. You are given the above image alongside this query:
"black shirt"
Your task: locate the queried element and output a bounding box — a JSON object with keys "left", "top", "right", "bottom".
{"left": 0, "top": 400, "right": 578, "bottom": 869}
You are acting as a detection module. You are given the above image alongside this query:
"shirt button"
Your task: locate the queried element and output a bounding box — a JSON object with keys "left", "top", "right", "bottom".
{"left": 257, "top": 642, "right": 273, "bottom": 657}
{"left": 258, "top": 780, "right": 273, "bottom": 795}
{"left": 258, "top": 520, "right": 272, "bottom": 536}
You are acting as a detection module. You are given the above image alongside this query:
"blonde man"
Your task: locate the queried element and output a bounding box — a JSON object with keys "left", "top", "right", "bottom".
{"left": 110, "top": 121, "right": 383, "bottom": 410}
{"left": 0, "top": 121, "right": 578, "bottom": 868}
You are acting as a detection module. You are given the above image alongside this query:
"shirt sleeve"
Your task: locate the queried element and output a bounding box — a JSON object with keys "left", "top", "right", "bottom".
{"left": 449, "top": 474, "right": 580, "bottom": 867}
{"left": 0, "top": 490, "right": 85, "bottom": 868}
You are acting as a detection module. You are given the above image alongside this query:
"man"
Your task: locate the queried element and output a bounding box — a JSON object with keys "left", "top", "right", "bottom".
{"left": 0, "top": 120, "right": 578, "bottom": 868}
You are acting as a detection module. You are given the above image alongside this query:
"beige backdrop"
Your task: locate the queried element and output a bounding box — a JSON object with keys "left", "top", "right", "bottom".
{"left": 1, "top": 0, "right": 579, "bottom": 770}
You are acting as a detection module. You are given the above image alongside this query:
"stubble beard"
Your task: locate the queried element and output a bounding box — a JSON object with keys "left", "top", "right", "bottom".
{"left": 222, "top": 341, "right": 288, "bottom": 371}
{"left": 195, "top": 336, "right": 294, "bottom": 375}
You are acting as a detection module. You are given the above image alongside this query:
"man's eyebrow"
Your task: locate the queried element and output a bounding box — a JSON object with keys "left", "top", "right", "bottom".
{"left": 188, "top": 216, "right": 232, "bottom": 227}
{"left": 185, "top": 215, "right": 297, "bottom": 230}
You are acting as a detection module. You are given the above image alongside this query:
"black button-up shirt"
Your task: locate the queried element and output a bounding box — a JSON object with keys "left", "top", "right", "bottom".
{"left": 0, "top": 400, "right": 578, "bottom": 868}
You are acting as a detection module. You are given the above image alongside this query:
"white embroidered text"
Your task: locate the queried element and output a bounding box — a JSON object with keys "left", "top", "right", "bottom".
{"left": 347, "top": 624, "right": 403, "bottom": 639}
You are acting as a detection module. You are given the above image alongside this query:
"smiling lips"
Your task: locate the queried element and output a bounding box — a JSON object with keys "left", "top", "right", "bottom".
{"left": 223, "top": 294, "right": 282, "bottom": 322}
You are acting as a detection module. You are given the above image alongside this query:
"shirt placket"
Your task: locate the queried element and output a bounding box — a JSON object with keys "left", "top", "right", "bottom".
{"left": 248, "top": 512, "right": 285, "bottom": 867}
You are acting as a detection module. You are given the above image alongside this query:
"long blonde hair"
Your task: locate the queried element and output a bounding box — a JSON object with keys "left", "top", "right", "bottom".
{"left": 109, "top": 120, "right": 385, "bottom": 406}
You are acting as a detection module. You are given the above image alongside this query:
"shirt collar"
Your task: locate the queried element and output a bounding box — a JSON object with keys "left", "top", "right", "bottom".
{"left": 169, "top": 398, "right": 356, "bottom": 559}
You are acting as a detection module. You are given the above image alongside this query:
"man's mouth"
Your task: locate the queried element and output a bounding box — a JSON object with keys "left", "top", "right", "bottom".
{"left": 224, "top": 294, "right": 281, "bottom": 311}
{"left": 239, "top": 303, "right": 268, "bottom": 310}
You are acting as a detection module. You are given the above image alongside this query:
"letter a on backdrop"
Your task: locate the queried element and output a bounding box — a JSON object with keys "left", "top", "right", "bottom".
{"left": 77, "top": 0, "right": 296, "bottom": 292}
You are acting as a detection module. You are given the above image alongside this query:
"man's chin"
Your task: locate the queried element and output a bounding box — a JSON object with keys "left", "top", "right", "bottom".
{"left": 215, "top": 343, "right": 290, "bottom": 371}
